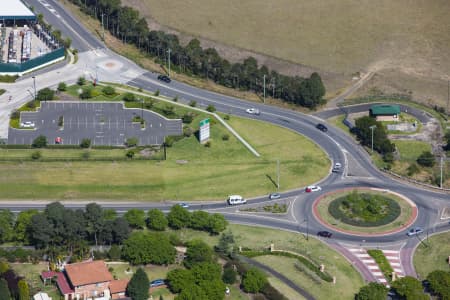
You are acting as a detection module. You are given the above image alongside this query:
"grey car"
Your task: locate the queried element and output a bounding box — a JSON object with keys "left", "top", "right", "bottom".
{"left": 407, "top": 227, "right": 424, "bottom": 236}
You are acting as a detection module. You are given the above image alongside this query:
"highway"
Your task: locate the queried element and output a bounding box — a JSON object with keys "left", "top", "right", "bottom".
{"left": 3, "top": 0, "right": 450, "bottom": 282}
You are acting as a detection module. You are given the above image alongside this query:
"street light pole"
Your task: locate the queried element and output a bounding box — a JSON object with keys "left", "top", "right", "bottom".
{"left": 305, "top": 217, "right": 309, "bottom": 241}
{"left": 140, "top": 98, "right": 144, "bottom": 122}
{"left": 440, "top": 156, "right": 444, "bottom": 189}
{"left": 276, "top": 159, "right": 280, "bottom": 190}
{"left": 32, "top": 76, "right": 36, "bottom": 100}
{"left": 167, "top": 48, "right": 171, "bottom": 77}
{"left": 369, "top": 125, "right": 376, "bottom": 154}
{"left": 263, "top": 74, "right": 266, "bottom": 103}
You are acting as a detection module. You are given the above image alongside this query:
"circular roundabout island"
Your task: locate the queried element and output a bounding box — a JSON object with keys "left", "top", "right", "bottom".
{"left": 313, "top": 188, "right": 417, "bottom": 236}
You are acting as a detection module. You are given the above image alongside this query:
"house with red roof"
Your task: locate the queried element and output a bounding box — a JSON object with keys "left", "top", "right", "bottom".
{"left": 42, "top": 260, "right": 127, "bottom": 300}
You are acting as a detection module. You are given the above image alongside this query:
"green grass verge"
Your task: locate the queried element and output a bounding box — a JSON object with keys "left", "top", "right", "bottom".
{"left": 315, "top": 189, "right": 413, "bottom": 234}
{"left": 394, "top": 140, "right": 431, "bottom": 163}
{"left": 413, "top": 231, "right": 450, "bottom": 279}
{"left": 0, "top": 89, "right": 5, "bottom": 96}
{"left": 0, "top": 115, "right": 328, "bottom": 200}
{"left": 173, "top": 224, "right": 364, "bottom": 300}
{"left": 329, "top": 114, "right": 352, "bottom": 135}
{"left": 0, "top": 75, "right": 18, "bottom": 83}
{"left": 367, "top": 249, "right": 394, "bottom": 281}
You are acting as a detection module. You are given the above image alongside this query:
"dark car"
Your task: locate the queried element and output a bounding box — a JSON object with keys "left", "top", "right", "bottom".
{"left": 316, "top": 123, "right": 328, "bottom": 132}
{"left": 157, "top": 74, "right": 171, "bottom": 83}
{"left": 317, "top": 231, "right": 332, "bottom": 238}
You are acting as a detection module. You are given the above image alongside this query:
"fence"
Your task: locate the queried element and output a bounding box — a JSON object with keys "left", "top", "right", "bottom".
{"left": 0, "top": 47, "right": 64, "bottom": 74}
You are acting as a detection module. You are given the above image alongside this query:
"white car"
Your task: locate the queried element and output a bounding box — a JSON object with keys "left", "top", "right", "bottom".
{"left": 246, "top": 108, "right": 260, "bottom": 115}
{"left": 20, "top": 121, "right": 35, "bottom": 128}
{"left": 305, "top": 185, "right": 322, "bottom": 193}
{"left": 332, "top": 163, "right": 342, "bottom": 173}
{"left": 406, "top": 227, "right": 424, "bottom": 236}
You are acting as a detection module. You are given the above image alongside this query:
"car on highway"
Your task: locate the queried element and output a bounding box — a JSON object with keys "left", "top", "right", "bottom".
{"left": 305, "top": 185, "right": 322, "bottom": 193}
{"left": 407, "top": 227, "right": 424, "bottom": 236}
{"left": 20, "top": 121, "right": 35, "bottom": 128}
{"left": 157, "top": 74, "right": 171, "bottom": 83}
{"left": 269, "top": 193, "right": 281, "bottom": 200}
{"left": 246, "top": 108, "right": 260, "bottom": 115}
{"left": 150, "top": 279, "right": 165, "bottom": 288}
{"left": 332, "top": 163, "right": 342, "bottom": 173}
{"left": 317, "top": 231, "right": 332, "bottom": 238}
{"left": 179, "top": 203, "right": 189, "bottom": 209}
{"left": 316, "top": 123, "right": 328, "bottom": 132}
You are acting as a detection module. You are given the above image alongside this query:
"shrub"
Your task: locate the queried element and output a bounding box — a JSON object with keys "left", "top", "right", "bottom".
{"left": 108, "top": 245, "right": 121, "bottom": 260}
{"left": 222, "top": 267, "right": 237, "bottom": 284}
{"left": 80, "top": 86, "right": 93, "bottom": 99}
{"left": 126, "top": 150, "right": 135, "bottom": 159}
{"left": 206, "top": 104, "right": 216, "bottom": 112}
{"left": 102, "top": 85, "right": 115, "bottom": 96}
{"left": 126, "top": 137, "right": 139, "bottom": 147}
{"left": 182, "top": 113, "right": 194, "bottom": 124}
{"left": 36, "top": 88, "right": 55, "bottom": 101}
{"left": 11, "top": 110, "right": 20, "bottom": 119}
{"left": 81, "top": 151, "right": 90, "bottom": 160}
{"left": 57, "top": 82, "right": 67, "bottom": 91}
{"left": 222, "top": 134, "right": 230, "bottom": 141}
{"left": 189, "top": 100, "right": 197, "bottom": 107}
{"left": 383, "top": 152, "right": 394, "bottom": 163}
{"left": 224, "top": 115, "right": 230, "bottom": 120}
{"left": 173, "top": 95, "right": 178, "bottom": 102}
{"left": 26, "top": 100, "right": 37, "bottom": 109}
{"left": 417, "top": 151, "right": 435, "bottom": 167}
{"left": 32, "top": 135, "right": 47, "bottom": 148}
{"left": 77, "top": 76, "right": 86, "bottom": 85}
{"left": 80, "top": 138, "right": 91, "bottom": 148}
{"left": 242, "top": 268, "right": 268, "bottom": 293}
{"left": 407, "top": 163, "right": 420, "bottom": 176}
{"left": 58, "top": 116, "right": 63, "bottom": 127}
{"left": 165, "top": 136, "right": 175, "bottom": 147}
{"left": 183, "top": 126, "right": 194, "bottom": 137}
{"left": 123, "top": 92, "right": 136, "bottom": 102}
{"left": 204, "top": 141, "right": 211, "bottom": 148}
{"left": 154, "top": 90, "right": 160, "bottom": 96}
{"left": 31, "top": 151, "right": 41, "bottom": 160}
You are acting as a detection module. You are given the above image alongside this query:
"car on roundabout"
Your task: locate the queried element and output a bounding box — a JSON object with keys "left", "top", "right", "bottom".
{"left": 407, "top": 227, "right": 424, "bottom": 236}
{"left": 316, "top": 123, "right": 328, "bottom": 132}
{"left": 269, "top": 193, "right": 281, "bottom": 200}
{"left": 305, "top": 185, "right": 322, "bottom": 193}
{"left": 245, "top": 108, "right": 260, "bottom": 115}
{"left": 332, "top": 163, "right": 342, "bottom": 173}
{"left": 317, "top": 231, "right": 332, "bottom": 238}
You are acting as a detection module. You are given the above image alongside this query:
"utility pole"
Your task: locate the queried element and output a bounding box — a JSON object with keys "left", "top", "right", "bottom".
{"left": 447, "top": 80, "right": 449, "bottom": 117}
{"left": 440, "top": 156, "right": 444, "bottom": 189}
{"left": 370, "top": 125, "right": 376, "bottom": 154}
{"left": 276, "top": 159, "right": 280, "bottom": 190}
{"left": 32, "top": 76, "right": 36, "bottom": 100}
{"left": 272, "top": 78, "right": 275, "bottom": 98}
{"left": 167, "top": 48, "right": 171, "bottom": 77}
{"left": 263, "top": 74, "right": 266, "bottom": 103}
{"left": 305, "top": 217, "right": 309, "bottom": 241}
{"left": 101, "top": 13, "right": 105, "bottom": 41}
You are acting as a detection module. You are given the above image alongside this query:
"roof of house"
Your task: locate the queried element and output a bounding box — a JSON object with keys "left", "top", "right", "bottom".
{"left": 0, "top": 0, "right": 36, "bottom": 20}
{"left": 109, "top": 279, "right": 129, "bottom": 294}
{"left": 65, "top": 260, "right": 113, "bottom": 287}
{"left": 41, "top": 271, "right": 74, "bottom": 295}
{"left": 370, "top": 104, "right": 401, "bottom": 116}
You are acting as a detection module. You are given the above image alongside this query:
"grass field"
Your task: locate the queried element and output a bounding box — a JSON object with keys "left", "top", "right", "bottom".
{"left": 394, "top": 140, "right": 431, "bottom": 163}
{"left": 0, "top": 115, "right": 328, "bottom": 200}
{"left": 413, "top": 231, "right": 450, "bottom": 279}
{"left": 173, "top": 224, "right": 364, "bottom": 299}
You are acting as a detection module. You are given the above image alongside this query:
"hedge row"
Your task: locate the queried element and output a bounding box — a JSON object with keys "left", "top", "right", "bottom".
{"left": 328, "top": 194, "right": 401, "bottom": 227}
{"left": 367, "top": 250, "right": 394, "bottom": 281}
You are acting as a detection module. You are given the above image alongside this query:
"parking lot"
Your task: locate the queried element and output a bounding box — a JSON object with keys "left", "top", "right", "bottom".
{"left": 8, "top": 101, "right": 182, "bottom": 146}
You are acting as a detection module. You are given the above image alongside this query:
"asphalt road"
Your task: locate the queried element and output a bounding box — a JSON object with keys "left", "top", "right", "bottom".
{"left": 9, "top": 0, "right": 450, "bottom": 283}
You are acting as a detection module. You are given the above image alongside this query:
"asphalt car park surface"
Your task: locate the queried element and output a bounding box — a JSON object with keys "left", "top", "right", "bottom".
{"left": 8, "top": 101, "right": 182, "bottom": 145}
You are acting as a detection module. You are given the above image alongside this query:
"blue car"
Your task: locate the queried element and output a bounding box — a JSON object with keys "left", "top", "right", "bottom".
{"left": 150, "top": 279, "right": 165, "bottom": 287}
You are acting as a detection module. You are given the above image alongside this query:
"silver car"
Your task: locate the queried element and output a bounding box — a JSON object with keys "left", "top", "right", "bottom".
{"left": 407, "top": 227, "right": 424, "bottom": 236}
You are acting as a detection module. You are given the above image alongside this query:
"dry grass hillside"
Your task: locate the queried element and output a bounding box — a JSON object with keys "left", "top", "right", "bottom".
{"left": 122, "top": 0, "right": 450, "bottom": 106}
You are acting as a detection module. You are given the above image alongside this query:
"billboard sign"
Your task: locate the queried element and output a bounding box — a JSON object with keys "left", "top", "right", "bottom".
{"left": 199, "top": 118, "right": 210, "bottom": 143}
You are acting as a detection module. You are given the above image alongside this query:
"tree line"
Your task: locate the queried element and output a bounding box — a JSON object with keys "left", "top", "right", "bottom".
{"left": 68, "top": 0, "right": 326, "bottom": 108}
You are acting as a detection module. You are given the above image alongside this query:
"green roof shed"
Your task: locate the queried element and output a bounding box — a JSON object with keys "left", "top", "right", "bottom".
{"left": 370, "top": 105, "right": 401, "bottom": 116}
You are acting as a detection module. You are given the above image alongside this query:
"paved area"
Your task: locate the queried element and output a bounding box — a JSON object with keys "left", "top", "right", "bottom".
{"left": 8, "top": 101, "right": 182, "bottom": 146}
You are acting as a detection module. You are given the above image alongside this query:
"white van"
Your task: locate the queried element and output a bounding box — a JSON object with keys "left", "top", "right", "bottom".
{"left": 227, "top": 195, "right": 246, "bottom": 205}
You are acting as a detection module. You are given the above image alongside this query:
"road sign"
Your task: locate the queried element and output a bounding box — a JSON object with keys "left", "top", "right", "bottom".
{"left": 199, "top": 118, "right": 210, "bottom": 143}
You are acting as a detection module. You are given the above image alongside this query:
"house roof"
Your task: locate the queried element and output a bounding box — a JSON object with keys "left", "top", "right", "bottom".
{"left": 65, "top": 260, "right": 113, "bottom": 287}
{"left": 0, "top": 0, "right": 36, "bottom": 20}
{"left": 110, "top": 279, "right": 129, "bottom": 294}
{"left": 41, "top": 271, "right": 74, "bottom": 295}
{"left": 370, "top": 104, "right": 401, "bottom": 116}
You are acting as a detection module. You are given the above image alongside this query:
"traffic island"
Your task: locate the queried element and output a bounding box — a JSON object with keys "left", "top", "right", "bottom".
{"left": 313, "top": 188, "right": 417, "bottom": 236}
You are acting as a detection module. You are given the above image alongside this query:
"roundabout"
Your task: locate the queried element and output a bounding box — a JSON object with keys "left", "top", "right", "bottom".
{"left": 312, "top": 188, "right": 418, "bottom": 236}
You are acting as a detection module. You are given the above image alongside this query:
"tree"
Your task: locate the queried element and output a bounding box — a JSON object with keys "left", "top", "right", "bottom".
{"left": 0, "top": 210, "right": 14, "bottom": 243}
{"left": 80, "top": 138, "right": 91, "bottom": 148}
{"left": 147, "top": 209, "right": 168, "bottom": 231}
{"left": 167, "top": 205, "right": 191, "bottom": 229}
{"left": 216, "top": 231, "right": 235, "bottom": 255}
{"left": 17, "top": 279, "right": 29, "bottom": 300}
{"left": 122, "top": 232, "right": 176, "bottom": 265}
{"left": 57, "top": 82, "right": 67, "bottom": 92}
{"left": 206, "top": 104, "right": 216, "bottom": 112}
{"left": 126, "top": 268, "right": 149, "bottom": 300}
{"left": 112, "top": 217, "right": 131, "bottom": 244}
{"left": 0, "top": 278, "right": 11, "bottom": 300}
{"left": 102, "top": 85, "right": 115, "bottom": 96}
{"left": 355, "top": 282, "right": 388, "bottom": 300}
{"left": 32, "top": 135, "right": 47, "bottom": 148}
{"left": 77, "top": 76, "right": 86, "bottom": 85}
{"left": 80, "top": 86, "right": 94, "bottom": 99}
{"left": 222, "top": 266, "right": 237, "bottom": 284}
{"left": 108, "top": 245, "right": 122, "bottom": 260}
{"left": 29, "top": 213, "right": 53, "bottom": 248}
{"left": 417, "top": 151, "right": 435, "bottom": 167}
{"left": 445, "top": 131, "right": 450, "bottom": 150}
{"left": 103, "top": 209, "right": 117, "bottom": 221}
{"left": 207, "top": 214, "right": 228, "bottom": 234}
{"left": 123, "top": 92, "right": 136, "bottom": 102}
{"left": 36, "top": 88, "right": 55, "bottom": 101}
{"left": 391, "top": 276, "right": 427, "bottom": 300}
{"left": 167, "top": 269, "right": 195, "bottom": 293}
{"left": 427, "top": 270, "right": 450, "bottom": 300}
{"left": 0, "top": 261, "right": 9, "bottom": 275}
{"left": 189, "top": 211, "right": 209, "bottom": 231}
{"left": 184, "top": 239, "right": 214, "bottom": 269}
{"left": 242, "top": 267, "right": 267, "bottom": 293}
{"left": 85, "top": 203, "right": 104, "bottom": 246}
{"left": 14, "top": 210, "right": 38, "bottom": 244}
{"left": 354, "top": 116, "right": 394, "bottom": 154}
{"left": 124, "top": 209, "right": 146, "bottom": 229}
